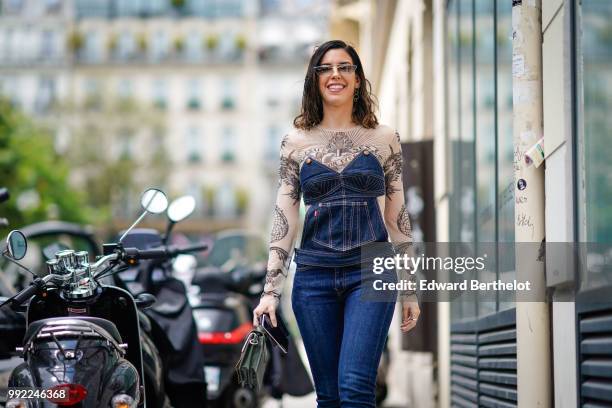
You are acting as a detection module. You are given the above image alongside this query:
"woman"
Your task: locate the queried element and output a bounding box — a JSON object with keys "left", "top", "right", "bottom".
{"left": 253, "top": 40, "right": 420, "bottom": 407}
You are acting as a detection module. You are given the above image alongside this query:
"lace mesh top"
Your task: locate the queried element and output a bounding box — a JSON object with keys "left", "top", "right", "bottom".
{"left": 262, "top": 124, "right": 414, "bottom": 298}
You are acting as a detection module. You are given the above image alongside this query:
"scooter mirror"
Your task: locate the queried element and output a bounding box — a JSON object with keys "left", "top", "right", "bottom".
{"left": 167, "top": 196, "right": 196, "bottom": 223}
{"left": 119, "top": 188, "right": 168, "bottom": 244}
{"left": 6, "top": 230, "right": 27, "bottom": 260}
{"left": 140, "top": 188, "right": 168, "bottom": 214}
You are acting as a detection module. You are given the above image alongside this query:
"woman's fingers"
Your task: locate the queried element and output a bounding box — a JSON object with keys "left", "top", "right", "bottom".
{"left": 403, "top": 302, "right": 411, "bottom": 322}
{"left": 401, "top": 321, "right": 417, "bottom": 332}
{"left": 269, "top": 309, "right": 278, "bottom": 327}
{"left": 253, "top": 309, "right": 260, "bottom": 326}
{"left": 401, "top": 300, "right": 421, "bottom": 333}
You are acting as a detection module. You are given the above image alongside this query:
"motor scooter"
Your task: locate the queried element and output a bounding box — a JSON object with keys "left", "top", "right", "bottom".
{"left": 0, "top": 189, "right": 207, "bottom": 407}
{"left": 112, "top": 195, "right": 209, "bottom": 408}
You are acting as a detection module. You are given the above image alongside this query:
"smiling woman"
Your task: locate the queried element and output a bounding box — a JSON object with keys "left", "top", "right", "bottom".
{"left": 252, "top": 39, "right": 421, "bottom": 408}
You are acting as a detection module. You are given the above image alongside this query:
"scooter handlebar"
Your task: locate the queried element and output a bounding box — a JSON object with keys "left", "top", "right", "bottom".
{"left": 6, "top": 278, "right": 48, "bottom": 309}
{"left": 167, "top": 243, "right": 208, "bottom": 257}
{"left": 122, "top": 243, "right": 208, "bottom": 261}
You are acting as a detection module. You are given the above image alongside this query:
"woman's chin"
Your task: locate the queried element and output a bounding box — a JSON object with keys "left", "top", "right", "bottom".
{"left": 322, "top": 95, "right": 351, "bottom": 107}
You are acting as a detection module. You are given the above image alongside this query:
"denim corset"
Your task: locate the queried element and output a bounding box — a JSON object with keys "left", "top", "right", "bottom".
{"left": 295, "top": 150, "right": 389, "bottom": 267}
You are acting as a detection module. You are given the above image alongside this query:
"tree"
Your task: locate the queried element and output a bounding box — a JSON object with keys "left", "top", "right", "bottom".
{"left": 0, "top": 99, "right": 87, "bottom": 228}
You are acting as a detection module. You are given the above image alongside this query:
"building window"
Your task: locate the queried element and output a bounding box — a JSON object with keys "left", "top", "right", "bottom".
{"left": 186, "top": 79, "right": 201, "bottom": 110}
{"left": 265, "top": 126, "right": 281, "bottom": 161}
{"left": 118, "top": 31, "right": 135, "bottom": 60}
{"left": 152, "top": 79, "right": 167, "bottom": 110}
{"left": 84, "top": 31, "right": 100, "bottom": 62}
{"left": 260, "top": 0, "right": 281, "bottom": 15}
{"left": 75, "top": 0, "right": 110, "bottom": 18}
{"left": 117, "top": 78, "right": 132, "bottom": 101}
{"left": 186, "top": 126, "right": 202, "bottom": 163}
{"left": 35, "top": 77, "right": 56, "bottom": 114}
{"left": 215, "top": 182, "right": 237, "bottom": 218}
{"left": 117, "top": 0, "right": 141, "bottom": 16}
{"left": 447, "top": 0, "right": 515, "bottom": 320}
{"left": 186, "top": 30, "right": 202, "bottom": 61}
{"left": 220, "top": 79, "right": 236, "bottom": 110}
{"left": 495, "top": 0, "right": 515, "bottom": 310}
{"left": 191, "top": 0, "right": 244, "bottom": 18}
{"left": 148, "top": 0, "right": 167, "bottom": 15}
{"left": 40, "top": 30, "right": 57, "bottom": 60}
{"left": 117, "top": 129, "right": 133, "bottom": 160}
{"left": 578, "top": 1, "right": 612, "bottom": 246}
{"left": 4, "top": 29, "right": 13, "bottom": 61}
{"left": 44, "top": 0, "right": 62, "bottom": 13}
{"left": 5, "top": 0, "right": 24, "bottom": 13}
{"left": 84, "top": 78, "right": 102, "bottom": 110}
{"left": 2, "top": 76, "right": 19, "bottom": 107}
{"left": 151, "top": 30, "right": 168, "bottom": 61}
{"left": 221, "top": 127, "right": 236, "bottom": 163}
{"left": 219, "top": 31, "right": 235, "bottom": 59}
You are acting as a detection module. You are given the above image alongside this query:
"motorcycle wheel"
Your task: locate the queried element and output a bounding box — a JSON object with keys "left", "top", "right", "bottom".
{"left": 223, "top": 384, "right": 259, "bottom": 408}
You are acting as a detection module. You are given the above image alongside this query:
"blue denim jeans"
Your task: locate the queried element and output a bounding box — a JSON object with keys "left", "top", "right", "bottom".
{"left": 291, "top": 263, "right": 397, "bottom": 408}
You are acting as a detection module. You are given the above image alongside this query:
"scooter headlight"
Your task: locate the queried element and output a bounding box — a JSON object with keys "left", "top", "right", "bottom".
{"left": 6, "top": 399, "right": 27, "bottom": 408}
{"left": 111, "top": 394, "right": 137, "bottom": 408}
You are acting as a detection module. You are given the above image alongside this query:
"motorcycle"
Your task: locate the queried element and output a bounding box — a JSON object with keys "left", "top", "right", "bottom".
{"left": 112, "top": 195, "right": 209, "bottom": 408}
{"left": 0, "top": 188, "right": 207, "bottom": 407}
{"left": 0, "top": 219, "right": 101, "bottom": 405}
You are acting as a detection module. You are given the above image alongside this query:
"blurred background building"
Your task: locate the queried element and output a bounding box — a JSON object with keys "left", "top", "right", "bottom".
{"left": 0, "top": 0, "right": 329, "bottom": 232}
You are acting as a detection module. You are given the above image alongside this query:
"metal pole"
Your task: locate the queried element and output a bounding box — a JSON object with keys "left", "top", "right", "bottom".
{"left": 511, "top": 0, "right": 551, "bottom": 406}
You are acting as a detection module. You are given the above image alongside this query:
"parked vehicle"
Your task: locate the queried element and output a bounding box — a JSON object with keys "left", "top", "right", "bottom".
{"left": 112, "top": 195, "right": 209, "bottom": 408}
{"left": 0, "top": 188, "right": 206, "bottom": 407}
{"left": 0, "top": 220, "right": 100, "bottom": 405}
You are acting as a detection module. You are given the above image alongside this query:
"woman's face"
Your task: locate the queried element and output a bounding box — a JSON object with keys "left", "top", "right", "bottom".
{"left": 316, "top": 48, "right": 360, "bottom": 108}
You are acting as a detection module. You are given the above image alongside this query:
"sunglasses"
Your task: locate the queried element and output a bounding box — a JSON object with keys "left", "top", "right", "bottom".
{"left": 313, "top": 64, "right": 358, "bottom": 76}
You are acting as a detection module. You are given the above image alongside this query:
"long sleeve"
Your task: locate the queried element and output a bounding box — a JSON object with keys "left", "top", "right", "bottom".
{"left": 382, "top": 130, "right": 417, "bottom": 299}
{"left": 261, "top": 134, "right": 301, "bottom": 298}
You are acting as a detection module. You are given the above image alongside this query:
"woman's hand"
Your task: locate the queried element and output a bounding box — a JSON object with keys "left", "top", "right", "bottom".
{"left": 400, "top": 296, "right": 420, "bottom": 333}
{"left": 253, "top": 294, "right": 280, "bottom": 327}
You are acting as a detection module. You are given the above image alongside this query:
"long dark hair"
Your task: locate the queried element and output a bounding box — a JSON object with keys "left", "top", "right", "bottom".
{"left": 293, "top": 40, "right": 378, "bottom": 130}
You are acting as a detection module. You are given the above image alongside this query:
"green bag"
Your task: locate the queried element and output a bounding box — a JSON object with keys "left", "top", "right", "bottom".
{"left": 235, "top": 327, "right": 269, "bottom": 390}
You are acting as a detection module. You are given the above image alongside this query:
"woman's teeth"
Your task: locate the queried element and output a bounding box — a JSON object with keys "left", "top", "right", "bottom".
{"left": 328, "top": 84, "right": 345, "bottom": 91}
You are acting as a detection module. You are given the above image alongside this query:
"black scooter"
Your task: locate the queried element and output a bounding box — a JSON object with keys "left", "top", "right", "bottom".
{"left": 113, "top": 195, "right": 209, "bottom": 408}
{"left": 0, "top": 188, "right": 206, "bottom": 407}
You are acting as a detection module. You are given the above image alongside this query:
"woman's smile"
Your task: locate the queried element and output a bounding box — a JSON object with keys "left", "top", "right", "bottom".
{"left": 326, "top": 82, "right": 346, "bottom": 94}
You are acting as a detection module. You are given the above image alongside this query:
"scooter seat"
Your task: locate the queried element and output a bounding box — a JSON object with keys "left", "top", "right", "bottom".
{"left": 24, "top": 317, "right": 123, "bottom": 345}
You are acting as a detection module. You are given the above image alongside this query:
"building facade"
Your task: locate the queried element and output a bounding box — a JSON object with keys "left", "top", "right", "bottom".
{"left": 0, "top": 0, "right": 329, "bottom": 232}
{"left": 332, "top": 0, "right": 612, "bottom": 407}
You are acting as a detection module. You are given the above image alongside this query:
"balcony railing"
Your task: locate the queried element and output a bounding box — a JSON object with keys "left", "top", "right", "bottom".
{"left": 74, "top": 1, "right": 244, "bottom": 19}
{"left": 73, "top": 49, "right": 245, "bottom": 65}
{"left": 257, "top": 45, "right": 310, "bottom": 65}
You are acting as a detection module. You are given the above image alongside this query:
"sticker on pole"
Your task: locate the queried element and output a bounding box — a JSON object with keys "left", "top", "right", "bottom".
{"left": 512, "top": 54, "right": 525, "bottom": 77}
{"left": 517, "top": 179, "right": 527, "bottom": 191}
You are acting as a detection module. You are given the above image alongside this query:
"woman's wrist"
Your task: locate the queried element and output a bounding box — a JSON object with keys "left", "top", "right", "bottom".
{"left": 261, "top": 291, "right": 281, "bottom": 300}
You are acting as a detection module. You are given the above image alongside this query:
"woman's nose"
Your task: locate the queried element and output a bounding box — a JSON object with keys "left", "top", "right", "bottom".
{"left": 331, "top": 66, "right": 341, "bottom": 78}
